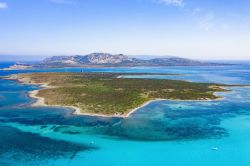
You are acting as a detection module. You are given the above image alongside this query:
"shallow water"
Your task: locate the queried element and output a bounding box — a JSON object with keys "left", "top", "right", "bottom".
{"left": 0, "top": 63, "right": 250, "bottom": 166}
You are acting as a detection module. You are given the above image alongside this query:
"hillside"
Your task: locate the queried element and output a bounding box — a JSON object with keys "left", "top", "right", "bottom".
{"left": 37, "top": 53, "right": 214, "bottom": 67}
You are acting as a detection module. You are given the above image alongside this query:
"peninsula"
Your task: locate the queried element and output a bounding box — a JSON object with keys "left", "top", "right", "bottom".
{"left": 9, "top": 72, "right": 227, "bottom": 117}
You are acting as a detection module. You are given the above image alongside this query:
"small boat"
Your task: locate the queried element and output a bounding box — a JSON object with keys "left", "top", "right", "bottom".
{"left": 212, "top": 147, "right": 218, "bottom": 151}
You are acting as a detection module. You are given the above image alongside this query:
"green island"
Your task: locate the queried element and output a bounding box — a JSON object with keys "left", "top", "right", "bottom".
{"left": 11, "top": 72, "right": 228, "bottom": 117}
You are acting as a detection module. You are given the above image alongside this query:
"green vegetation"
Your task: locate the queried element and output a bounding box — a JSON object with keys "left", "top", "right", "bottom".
{"left": 18, "top": 72, "right": 227, "bottom": 116}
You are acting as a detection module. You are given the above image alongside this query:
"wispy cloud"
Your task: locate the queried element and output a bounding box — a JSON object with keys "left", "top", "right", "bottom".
{"left": 154, "top": 0, "right": 184, "bottom": 7}
{"left": 199, "top": 12, "right": 215, "bottom": 31}
{"left": 152, "top": 0, "right": 221, "bottom": 31}
{"left": 186, "top": 6, "right": 218, "bottom": 31}
{"left": 192, "top": 7, "right": 201, "bottom": 15}
{"left": 50, "top": 0, "right": 76, "bottom": 5}
{"left": 0, "top": 2, "right": 8, "bottom": 9}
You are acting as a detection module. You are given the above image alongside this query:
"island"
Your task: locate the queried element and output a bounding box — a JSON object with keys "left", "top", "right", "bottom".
{"left": 8, "top": 72, "right": 227, "bottom": 117}
{"left": 3, "top": 53, "right": 225, "bottom": 70}
{"left": 3, "top": 64, "right": 32, "bottom": 70}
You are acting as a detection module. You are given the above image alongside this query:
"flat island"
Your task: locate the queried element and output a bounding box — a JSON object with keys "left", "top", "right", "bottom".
{"left": 9, "top": 72, "right": 227, "bottom": 117}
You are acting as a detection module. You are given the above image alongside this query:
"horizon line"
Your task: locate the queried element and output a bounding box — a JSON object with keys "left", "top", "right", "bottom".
{"left": 1, "top": 53, "right": 250, "bottom": 62}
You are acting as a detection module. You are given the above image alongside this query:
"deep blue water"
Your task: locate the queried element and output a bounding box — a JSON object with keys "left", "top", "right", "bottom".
{"left": 0, "top": 63, "right": 250, "bottom": 166}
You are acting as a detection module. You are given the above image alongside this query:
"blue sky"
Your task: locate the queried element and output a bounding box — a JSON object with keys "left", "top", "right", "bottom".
{"left": 0, "top": 0, "right": 250, "bottom": 60}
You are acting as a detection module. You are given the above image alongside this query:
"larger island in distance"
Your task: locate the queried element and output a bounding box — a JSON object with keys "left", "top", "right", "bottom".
{"left": 4, "top": 53, "right": 228, "bottom": 70}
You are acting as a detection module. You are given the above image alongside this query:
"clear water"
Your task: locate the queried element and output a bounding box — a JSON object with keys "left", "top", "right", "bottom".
{"left": 0, "top": 63, "right": 250, "bottom": 166}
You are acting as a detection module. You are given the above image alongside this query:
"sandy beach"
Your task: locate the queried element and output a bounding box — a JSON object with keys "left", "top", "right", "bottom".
{"left": 27, "top": 88, "right": 140, "bottom": 118}
{"left": 7, "top": 74, "right": 141, "bottom": 118}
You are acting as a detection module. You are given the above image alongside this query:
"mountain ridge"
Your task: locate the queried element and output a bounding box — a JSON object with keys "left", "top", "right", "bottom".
{"left": 40, "top": 53, "right": 215, "bottom": 67}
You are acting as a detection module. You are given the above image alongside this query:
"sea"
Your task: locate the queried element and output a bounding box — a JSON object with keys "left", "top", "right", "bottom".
{"left": 0, "top": 62, "right": 250, "bottom": 166}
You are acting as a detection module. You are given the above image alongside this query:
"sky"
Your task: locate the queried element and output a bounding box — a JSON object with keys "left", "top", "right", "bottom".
{"left": 0, "top": 0, "right": 250, "bottom": 60}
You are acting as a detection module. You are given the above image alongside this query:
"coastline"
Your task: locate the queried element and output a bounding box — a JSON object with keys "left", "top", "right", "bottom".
{"left": 7, "top": 74, "right": 134, "bottom": 118}
{"left": 28, "top": 89, "right": 167, "bottom": 118}
{"left": 2, "top": 64, "right": 33, "bottom": 71}
{"left": 6, "top": 74, "right": 227, "bottom": 118}
{"left": 28, "top": 88, "right": 142, "bottom": 118}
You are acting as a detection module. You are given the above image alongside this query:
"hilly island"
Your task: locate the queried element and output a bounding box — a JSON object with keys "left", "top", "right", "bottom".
{"left": 3, "top": 53, "right": 223, "bottom": 70}
{"left": 40, "top": 53, "right": 214, "bottom": 67}
{"left": 9, "top": 72, "right": 227, "bottom": 117}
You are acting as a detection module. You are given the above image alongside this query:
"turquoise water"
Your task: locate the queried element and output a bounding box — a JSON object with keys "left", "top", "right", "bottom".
{"left": 0, "top": 64, "right": 250, "bottom": 166}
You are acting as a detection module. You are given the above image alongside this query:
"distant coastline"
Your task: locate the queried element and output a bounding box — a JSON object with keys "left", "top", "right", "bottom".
{"left": 2, "top": 64, "right": 33, "bottom": 70}
{"left": 2, "top": 53, "right": 231, "bottom": 71}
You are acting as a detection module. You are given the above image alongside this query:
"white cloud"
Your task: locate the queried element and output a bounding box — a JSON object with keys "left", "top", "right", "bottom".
{"left": 155, "top": 0, "right": 184, "bottom": 7}
{"left": 50, "top": 0, "right": 76, "bottom": 5}
{"left": 192, "top": 7, "right": 201, "bottom": 15}
{"left": 199, "top": 12, "right": 215, "bottom": 31}
{"left": 0, "top": 2, "right": 8, "bottom": 9}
